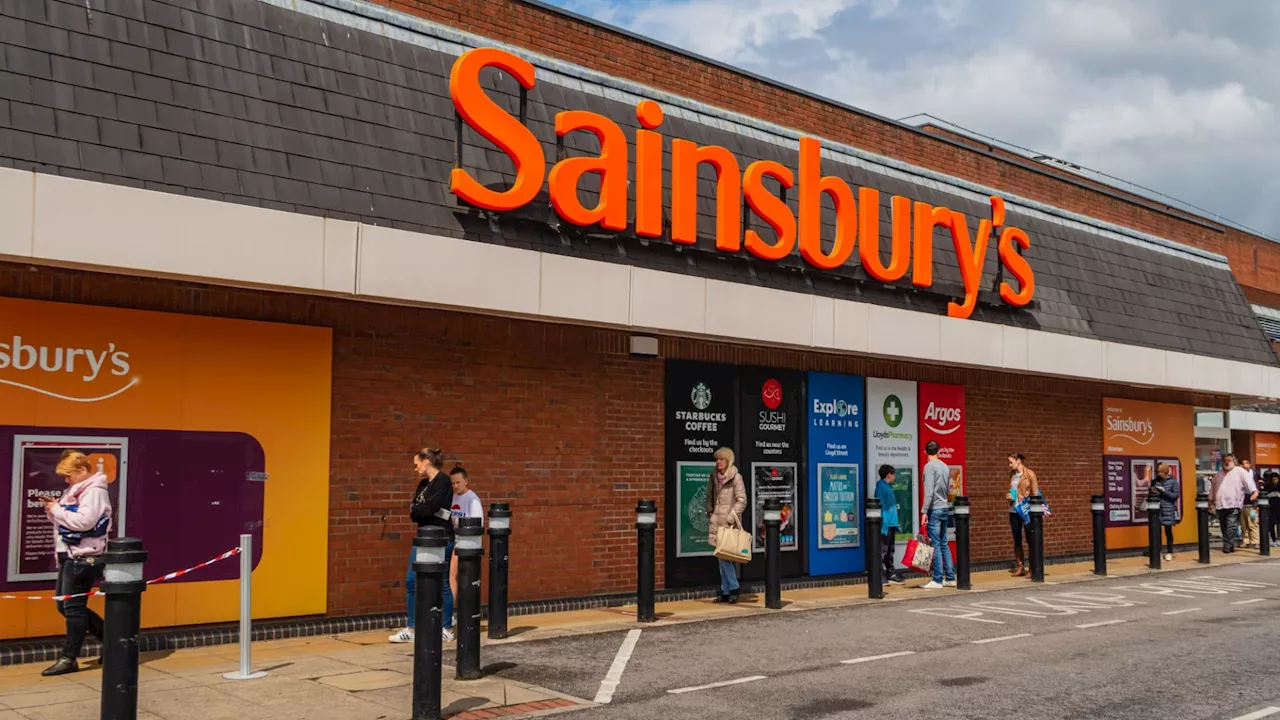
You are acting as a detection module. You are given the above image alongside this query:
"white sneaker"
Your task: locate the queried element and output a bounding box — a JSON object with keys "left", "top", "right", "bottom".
{"left": 442, "top": 628, "right": 455, "bottom": 642}
{"left": 388, "top": 628, "right": 414, "bottom": 644}
{"left": 943, "top": 579, "right": 957, "bottom": 587}
{"left": 1163, "top": 553, "right": 1173, "bottom": 561}
{"left": 920, "top": 581, "right": 944, "bottom": 590}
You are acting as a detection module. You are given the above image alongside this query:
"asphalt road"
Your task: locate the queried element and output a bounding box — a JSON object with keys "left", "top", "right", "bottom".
{"left": 484, "top": 560, "right": 1280, "bottom": 719}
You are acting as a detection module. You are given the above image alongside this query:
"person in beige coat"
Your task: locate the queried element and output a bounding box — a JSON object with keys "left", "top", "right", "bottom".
{"left": 706, "top": 447, "right": 747, "bottom": 603}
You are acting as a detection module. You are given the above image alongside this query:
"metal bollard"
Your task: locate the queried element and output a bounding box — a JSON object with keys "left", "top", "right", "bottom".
{"left": 486, "top": 504, "right": 512, "bottom": 640}
{"left": 635, "top": 500, "right": 657, "bottom": 623}
{"left": 1028, "top": 495, "right": 1045, "bottom": 583}
{"left": 223, "top": 534, "right": 266, "bottom": 680}
{"left": 864, "top": 498, "right": 884, "bottom": 600}
{"left": 1259, "top": 496, "right": 1271, "bottom": 558}
{"left": 1147, "top": 489, "right": 1162, "bottom": 570}
{"left": 953, "top": 496, "right": 971, "bottom": 590}
{"left": 1090, "top": 494, "right": 1107, "bottom": 576}
{"left": 763, "top": 498, "right": 782, "bottom": 609}
{"left": 454, "top": 518, "right": 484, "bottom": 681}
{"left": 411, "top": 527, "right": 448, "bottom": 720}
{"left": 100, "top": 538, "right": 147, "bottom": 720}
{"left": 1196, "top": 492, "right": 1211, "bottom": 564}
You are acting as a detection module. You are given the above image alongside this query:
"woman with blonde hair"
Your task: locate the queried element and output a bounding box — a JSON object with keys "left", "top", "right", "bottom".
{"left": 706, "top": 447, "right": 747, "bottom": 603}
{"left": 1152, "top": 462, "right": 1181, "bottom": 561}
{"left": 38, "top": 450, "right": 112, "bottom": 676}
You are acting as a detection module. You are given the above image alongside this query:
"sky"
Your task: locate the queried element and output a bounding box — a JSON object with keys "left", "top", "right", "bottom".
{"left": 543, "top": 0, "right": 1280, "bottom": 241}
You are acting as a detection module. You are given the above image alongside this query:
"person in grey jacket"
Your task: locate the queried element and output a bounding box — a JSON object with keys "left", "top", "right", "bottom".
{"left": 1152, "top": 462, "right": 1180, "bottom": 561}
{"left": 919, "top": 441, "right": 955, "bottom": 589}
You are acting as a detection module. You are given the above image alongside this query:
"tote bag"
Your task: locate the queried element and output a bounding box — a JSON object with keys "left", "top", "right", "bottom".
{"left": 714, "top": 516, "right": 752, "bottom": 564}
{"left": 904, "top": 534, "right": 935, "bottom": 574}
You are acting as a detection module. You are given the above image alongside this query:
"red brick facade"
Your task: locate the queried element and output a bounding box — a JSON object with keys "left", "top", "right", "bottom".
{"left": 377, "top": 0, "right": 1280, "bottom": 301}
{"left": 0, "top": 262, "right": 1225, "bottom": 615}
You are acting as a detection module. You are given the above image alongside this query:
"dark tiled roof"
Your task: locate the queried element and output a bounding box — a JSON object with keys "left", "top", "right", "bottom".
{"left": 0, "top": 0, "right": 1274, "bottom": 366}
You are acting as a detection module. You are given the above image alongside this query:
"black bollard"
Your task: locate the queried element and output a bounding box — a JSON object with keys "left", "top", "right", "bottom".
{"left": 953, "top": 496, "right": 971, "bottom": 590}
{"left": 635, "top": 500, "right": 657, "bottom": 623}
{"left": 100, "top": 538, "right": 147, "bottom": 720}
{"left": 411, "top": 527, "right": 448, "bottom": 720}
{"left": 1028, "top": 495, "right": 1045, "bottom": 583}
{"left": 1147, "top": 488, "right": 1162, "bottom": 570}
{"left": 1090, "top": 494, "right": 1107, "bottom": 576}
{"left": 763, "top": 498, "right": 782, "bottom": 609}
{"left": 454, "top": 517, "right": 484, "bottom": 681}
{"left": 486, "top": 503, "right": 512, "bottom": 640}
{"left": 1259, "top": 496, "right": 1271, "bottom": 558}
{"left": 865, "top": 498, "right": 885, "bottom": 600}
{"left": 1196, "top": 492, "right": 1211, "bottom": 565}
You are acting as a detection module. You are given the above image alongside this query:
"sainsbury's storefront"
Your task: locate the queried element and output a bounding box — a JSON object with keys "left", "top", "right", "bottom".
{"left": 0, "top": 0, "right": 1278, "bottom": 639}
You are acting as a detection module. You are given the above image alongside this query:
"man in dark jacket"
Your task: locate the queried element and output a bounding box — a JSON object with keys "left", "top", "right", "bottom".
{"left": 390, "top": 447, "right": 456, "bottom": 643}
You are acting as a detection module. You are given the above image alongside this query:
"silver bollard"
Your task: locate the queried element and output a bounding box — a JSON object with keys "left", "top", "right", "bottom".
{"left": 223, "top": 533, "right": 267, "bottom": 680}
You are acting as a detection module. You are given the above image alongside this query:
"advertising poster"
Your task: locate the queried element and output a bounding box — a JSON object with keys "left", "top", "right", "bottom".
{"left": 867, "top": 378, "right": 918, "bottom": 566}
{"left": 665, "top": 361, "right": 736, "bottom": 569}
{"left": 1255, "top": 433, "right": 1280, "bottom": 479}
{"left": 918, "top": 383, "right": 965, "bottom": 541}
{"left": 807, "top": 372, "right": 865, "bottom": 575}
{"left": 751, "top": 463, "right": 798, "bottom": 552}
{"left": 0, "top": 297, "right": 331, "bottom": 640}
{"left": 1101, "top": 398, "right": 1194, "bottom": 547}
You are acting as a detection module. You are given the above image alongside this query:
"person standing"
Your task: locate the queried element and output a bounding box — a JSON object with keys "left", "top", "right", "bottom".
{"left": 1209, "top": 454, "right": 1258, "bottom": 554}
{"left": 448, "top": 465, "right": 484, "bottom": 629}
{"left": 1007, "top": 453, "right": 1039, "bottom": 577}
{"left": 1240, "top": 460, "right": 1260, "bottom": 548}
{"left": 920, "top": 441, "right": 956, "bottom": 590}
{"left": 1264, "top": 470, "right": 1280, "bottom": 548}
{"left": 706, "top": 447, "right": 747, "bottom": 604}
{"left": 38, "top": 451, "right": 112, "bottom": 676}
{"left": 390, "top": 447, "right": 455, "bottom": 644}
{"left": 1151, "top": 462, "right": 1180, "bottom": 561}
{"left": 874, "top": 464, "right": 904, "bottom": 585}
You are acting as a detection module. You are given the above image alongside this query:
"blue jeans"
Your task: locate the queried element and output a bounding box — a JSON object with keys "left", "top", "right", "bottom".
{"left": 928, "top": 508, "right": 956, "bottom": 584}
{"left": 717, "top": 558, "right": 740, "bottom": 595}
{"left": 407, "top": 541, "right": 454, "bottom": 630}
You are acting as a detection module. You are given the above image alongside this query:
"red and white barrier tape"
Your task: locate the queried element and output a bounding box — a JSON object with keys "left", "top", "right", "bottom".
{"left": 0, "top": 547, "right": 242, "bottom": 601}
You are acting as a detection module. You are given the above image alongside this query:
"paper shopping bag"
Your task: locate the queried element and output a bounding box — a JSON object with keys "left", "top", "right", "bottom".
{"left": 904, "top": 535, "right": 934, "bottom": 574}
{"left": 714, "top": 518, "right": 752, "bottom": 564}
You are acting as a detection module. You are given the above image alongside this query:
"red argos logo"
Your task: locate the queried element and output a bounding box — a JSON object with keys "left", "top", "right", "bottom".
{"left": 762, "top": 379, "right": 783, "bottom": 410}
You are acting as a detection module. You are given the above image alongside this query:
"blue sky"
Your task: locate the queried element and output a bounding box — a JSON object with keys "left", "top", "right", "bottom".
{"left": 541, "top": 0, "right": 1280, "bottom": 241}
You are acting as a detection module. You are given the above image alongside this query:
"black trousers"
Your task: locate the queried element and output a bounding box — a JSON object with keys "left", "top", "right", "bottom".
{"left": 55, "top": 554, "right": 104, "bottom": 660}
{"left": 882, "top": 527, "right": 897, "bottom": 576}
{"left": 1217, "top": 509, "right": 1241, "bottom": 552}
{"left": 1163, "top": 525, "right": 1175, "bottom": 554}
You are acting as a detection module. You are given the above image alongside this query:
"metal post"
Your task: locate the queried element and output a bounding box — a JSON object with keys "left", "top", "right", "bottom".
{"left": 953, "top": 496, "right": 971, "bottom": 590}
{"left": 223, "top": 534, "right": 266, "bottom": 680}
{"left": 1028, "top": 495, "right": 1045, "bottom": 583}
{"left": 1259, "top": 496, "right": 1271, "bottom": 558}
{"left": 1090, "top": 494, "right": 1107, "bottom": 576}
{"left": 1196, "top": 492, "right": 1211, "bottom": 564}
{"left": 100, "top": 538, "right": 147, "bottom": 720}
{"left": 763, "top": 498, "right": 781, "bottom": 609}
{"left": 486, "top": 504, "right": 512, "bottom": 640}
{"left": 1147, "top": 489, "right": 1162, "bottom": 570}
{"left": 454, "top": 518, "right": 484, "bottom": 681}
{"left": 635, "top": 500, "right": 657, "bottom": 623}
{"left": 411, "top": 527, "right": 448, "bottom": 720}
{"left": 865, "top": 498, "right": 884, "bottom": 599}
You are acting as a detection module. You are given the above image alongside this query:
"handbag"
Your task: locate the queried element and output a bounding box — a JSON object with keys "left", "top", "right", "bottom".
{"left": 714, "top": 515, "right": 752, "bottom": 564}
{"left": 904, "top": 534, "right": 934, "bottom": 574}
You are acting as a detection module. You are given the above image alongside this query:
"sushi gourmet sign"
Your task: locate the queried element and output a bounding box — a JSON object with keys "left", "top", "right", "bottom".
{"left": 447, "top": 48, "right": 1037, "bottom": 320}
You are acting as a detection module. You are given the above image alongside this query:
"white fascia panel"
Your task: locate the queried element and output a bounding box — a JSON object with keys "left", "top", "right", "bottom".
{"left": 630, "top": 267, "right": 705, "bottom": 335}
{"left": 539, "top": 252, "right": 631, "bottom": 326}
{"left": 0, "top": 167, "right": 34, "bottom": 259}
{"left": 868, "top": 305, "right": 940, "bottom": 362}
{"left": 322, "top": 219, "right": 359, "bottom": 294}
{"left": 705, "top": 279, "right": 813, "bottom": 347}
{"left": 1103, "top": 342, "right": 1167, "bottom": 387}
{"left": 1027, "top": 329, "right": 1103, "bottom": 380}
{"left": 832, "top": 299, "right": 870, "bottom": 353}
{"left": 940, "top": 316, "right": 1002, "bottom": 369}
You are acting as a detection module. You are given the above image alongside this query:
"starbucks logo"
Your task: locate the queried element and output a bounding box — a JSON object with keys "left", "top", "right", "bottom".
{"left": 691, "top": 382, "right": 712, "bottom": 410}
{"left": 883, "top": 394, "right": 903, "bottom": 428}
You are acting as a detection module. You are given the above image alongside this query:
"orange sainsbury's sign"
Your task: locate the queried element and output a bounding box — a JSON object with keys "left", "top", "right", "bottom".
{"left": 447, "top": 48, "right": 1036, "bottom": 320}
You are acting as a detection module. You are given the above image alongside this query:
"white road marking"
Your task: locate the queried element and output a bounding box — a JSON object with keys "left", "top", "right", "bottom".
{"left": 668, "top": 676, "right": 768, "bottom": 695}
{"left": 971, "top": 633, "right": 1032, "bottom": 645}
{"left": 841, "top": 651, "right": 916, "bottom": 665}
{"left": 909, "top": 608, "right": 1005, "bottom": 624}
{"left": 1231, "top": 598, "right": 1266, "bottom": 605}
{"left": 1161, "top": 608, "right": 1202, "bottom": 615}
{"left": 1074, "top": 619, "right": 1127, "bottom": 629}
{"left": 594, "top": 629, "right": 641, "bottom": 705}
{"left": 1229, "top": 707, "right": 1280, "bottom": 720}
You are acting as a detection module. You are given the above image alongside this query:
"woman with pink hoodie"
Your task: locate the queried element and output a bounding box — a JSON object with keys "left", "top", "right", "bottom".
{"left": 38, "top": 450, "right": 112, "bottom": 676}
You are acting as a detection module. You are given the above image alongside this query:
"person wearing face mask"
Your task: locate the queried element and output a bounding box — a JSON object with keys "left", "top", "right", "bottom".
{"left": 38, "top": 450, "right": 112, "bottom": 676}
{"left": 390, "top": 447, "right": 455, "bottom": 644}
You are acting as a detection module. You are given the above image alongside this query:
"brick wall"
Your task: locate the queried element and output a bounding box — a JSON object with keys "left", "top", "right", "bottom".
{"left": 379, "top": 0, "right": 1280, "bottom": 300}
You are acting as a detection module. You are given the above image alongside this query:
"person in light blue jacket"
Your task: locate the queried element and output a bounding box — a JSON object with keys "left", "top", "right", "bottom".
{"left": 875, "top": 464, "right": 904, "bottom": 585}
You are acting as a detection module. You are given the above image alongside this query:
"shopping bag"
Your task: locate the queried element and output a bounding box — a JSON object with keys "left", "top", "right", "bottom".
{"left": 714, "top": 517, "right": 752, "bottom": 564}
{"left": 904, "top": 535, "right": 934, "bottom": 574}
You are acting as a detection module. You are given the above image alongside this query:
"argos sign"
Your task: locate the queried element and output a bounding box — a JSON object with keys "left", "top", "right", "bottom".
{"left": 918, "top": 383, "right": 965, "bottom": 498}
{"left": 448, "top": 48, "right": 1036, "bottom": 320}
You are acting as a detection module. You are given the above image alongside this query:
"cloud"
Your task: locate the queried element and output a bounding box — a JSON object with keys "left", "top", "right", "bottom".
{"left": 545, "top": 0, "right": 1280, "bottom": 240}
